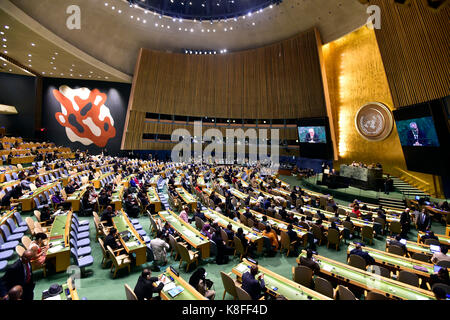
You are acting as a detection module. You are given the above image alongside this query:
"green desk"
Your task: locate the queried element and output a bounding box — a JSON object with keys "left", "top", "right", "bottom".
{"left": 113, "top": 212, "right": 147, "bottom": 266}
{"left": 229, "top": 188, "right": 258, "bottom": 206}
{"left": 197, "top": 176, "right": 206, "bottom": 188}
{"left": 66, "top": 184, "right": 90, "bottom": 211}
{"left": 0, "top": 209, "right": 16, "bottom": 226}
{"left": 232, "top": 259, "right": 331, "bottom": 300}
{"left": 218, "top": 178, "right": 229, "bottom": 188}
{"left": 158, "top": 210, "right": 210, "bottom": 258}
{"left": 347, "top": 243, "right": 434, "bottom": 279}
{"left": 202, "top": 208, "right": 264, "bottom": 252}
{"left": 386, "top": 238, "right": 438, "bottom": 257}
{"left": 111, "top": 184, "right": 124, "bottom": 210}
{"left": 239, "top": 208, "right": 309, "bottom": 246}
{"left": 175, "top": 187, "right": 197, "bottom": 211}
{"left": 148, "top": 187, "right": 161, "bottom": 212}
{"left": 18, "top": 182, "right": 59, "bottom": 211}
{"left": 418, "top": 231, "right": 450, "bottom": 247}
{"left": 297, "top": 251, "right": 435, "bottom": 300}
{"left": 149, "top": 175, "right": 160, "bottom": 186}
{"left": 158, "top": 267, "right": 207, "bottom": 300}
{"left": 46, "top": 213, "right": 71, "bottom": 273}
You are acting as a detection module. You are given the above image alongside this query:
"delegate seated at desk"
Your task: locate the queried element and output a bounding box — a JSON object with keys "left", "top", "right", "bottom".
{"left": 242, "top": 265, "right": 266, "bottom": 300}
{"left": 349, "top": 243, "right": 375, "bottom": 265}
{"left": 104, "top": 228, "right": 125, "bottom": 254}
{"left": 134, "top": 269, "right": 164, "bottom": 300}
{"left": 298, "top": 249, "right": 320, "bottom": 274}
{"left": 101, "top": 206, "right": 116, "bottom": 227}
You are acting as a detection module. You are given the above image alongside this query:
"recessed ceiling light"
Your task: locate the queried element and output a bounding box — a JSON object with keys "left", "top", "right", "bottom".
{"left": 70, "top": 69, "right": 73, "bottom": 71}
{"left": 31, "top": 43, "right": 35, "bottom": 46}
{"left": 4, "top": 26, "right": 9, "bottom": 29}
{"left": 2, "top": 45, "right": 6, "bottom": 48}
{"left": 52, "top": 57, "right": 55, "bottom": 60}
{"left": 28, "top": 54, "right": 32, "bottom": 57}
{"left": 3, "top": 51, "right": 7, "bottom": 54}
{"left": 0, "top": 32, "right": 4, "bottom": 35}
{"left": 53, "top": 67, "right": 56, "bottom": 69}
{"left": 54, "top": 52, "right": 58, "bottom": 55}
{"left": 9, "top": 69, "right": 11, "bottom": 72}
{"left": 50, "top": 62, "right": 54, "bottom": 64}
{"left": 2, "top": 38, "right": 6, "bottom": 42}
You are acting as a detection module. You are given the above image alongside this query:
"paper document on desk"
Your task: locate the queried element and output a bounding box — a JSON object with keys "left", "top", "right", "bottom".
{"left": 235, "top": 264, "right": 248, "bottom": 273}
{"left": 322, "top": 264, "right": 334, "bottom": 272}
{"left": 48, "top": 245, "right": 64, "bottom": 253}
{"left": 184, "top": 230, "right": 195, "bottom": 238}
{"left": 44, "top": 295, "right": 62, "bottom": 300}
{"left": 163, "top": 282, "right": 177, "bottom": 292}
{"left": 126, "top": 241, "right": 138, "bottom": 247}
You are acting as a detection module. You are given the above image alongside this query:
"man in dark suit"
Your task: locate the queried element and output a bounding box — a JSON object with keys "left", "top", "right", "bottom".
{"left": 0, "top": 250, "right": 35, "bottom": 300}
{"left": 305, "top": 128, "right": 320, "bottom": 143}
{"left": 241, "top": 265, "right": 266, "bottom": 300}
{"left": 389, "top": 234, "right": 407, "bottom": 255}
{"left": 349, "top": 243, "right": 375, "bottom": 265}
{"left": 133, "top": 269, "right": 164, "bottom": 300}
{"left": 298, "top": 249, "right": 320, "bottom": 274}
{"left": 417, "top": 209, "right": 431, "bottom": 232}
{"left": 420, "top": 231, "right": 439, "bottom": 244}
{"left": 406, "top": 122, "right": 427, "bottom": 146}
{"left": 101, "top": 205, "right": 116, "bottom": 227}
{"left": 377, "top": 206, "right": 387, "bottom": 222}
{"left": 104, "top": 228, "right": 125, "bottom": 254}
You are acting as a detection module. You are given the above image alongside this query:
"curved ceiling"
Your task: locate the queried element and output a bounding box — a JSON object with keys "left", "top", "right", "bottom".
{"left": 129, "top": 0, "right": 281, "bottom": 20}
{"left": 8, "top": 0, "right": 368, "bottom": 77}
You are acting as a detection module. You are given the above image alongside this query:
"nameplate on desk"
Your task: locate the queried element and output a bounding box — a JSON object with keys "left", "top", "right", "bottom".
{"left": 170, "top": 266, "right": 179, "bottom": 277}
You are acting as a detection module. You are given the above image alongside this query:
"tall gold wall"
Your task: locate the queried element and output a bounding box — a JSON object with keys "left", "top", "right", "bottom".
{"left": 323, "top": 26, "right": 443, "bottom": 197}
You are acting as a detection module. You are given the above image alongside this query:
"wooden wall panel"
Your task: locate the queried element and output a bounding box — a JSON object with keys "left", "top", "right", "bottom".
{"left": 123, "top": 28, "right": 328, "bottom": 150}
{"left": 371, "top": 0, "right": 450, "bottom": 107}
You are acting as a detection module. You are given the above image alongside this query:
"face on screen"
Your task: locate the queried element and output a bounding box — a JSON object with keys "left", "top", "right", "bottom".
{"left": 396, "top": 117, "right": 440, "bottom": 147}
{"left": 298, "top": 126, "right": 327, "bottom": 144}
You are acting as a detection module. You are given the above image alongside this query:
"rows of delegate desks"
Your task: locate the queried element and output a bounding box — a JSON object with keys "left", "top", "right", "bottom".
{"left": 297, "top": 251, "right": 435, "bottom": 300}
{"left": 158, "top": 209, "right": 210, "bottom": 259}
{"left": 347, "top": 243, "right": 434, "bottom": 281}
{"left": 232, "top": 258, "right": 331, "bottom": 300}
{"left": 17, "top": 181, "right": 60, "bottom": 211}
{"left": 202, "top": 208, "right": 265, "bottom": 253}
